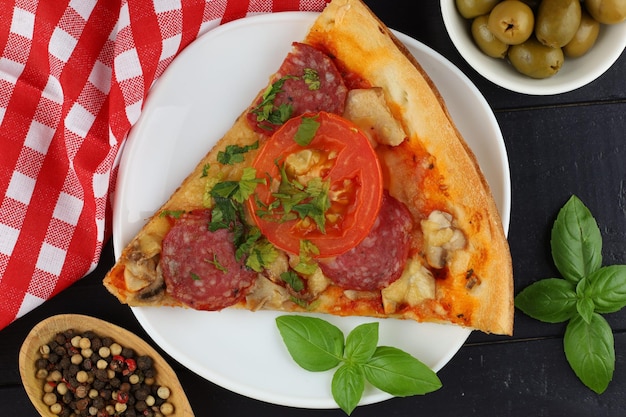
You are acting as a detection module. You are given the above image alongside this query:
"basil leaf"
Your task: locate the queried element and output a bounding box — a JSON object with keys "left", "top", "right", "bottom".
{"left": 586, "top": 265, "right": 626, "bottom": 314}
{"left": 275, "top": 316, "right": 344, "bottom": 372}
{"left": 564, "top": 313, "right": 615, "bottom": 394}
{"left": 551, "top": 195, "right": 602, "bottom": 284}
{"left": 331, "top": 363, "right": 364, "bottom": 416}
{"left": 345, "top": 323, "right": 379, "bottom": 364}
{"left": 362, "top": 346, "right": 441, "bottom": 396}
{"left": 514, "top": 278, "right": 577, "bottom": 323}
{"left": 575, "top": 278, "right": 595, "bottom": 324}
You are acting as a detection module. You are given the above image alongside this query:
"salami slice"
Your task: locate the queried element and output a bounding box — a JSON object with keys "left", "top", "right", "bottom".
{"left": 160, "top": 210, "right": 257, "bottom": 310}
{"left": 248, "top": 42, "right": 348, "bottom": 133}
{"left": 318, "top": 192, "right": 413, "bottom": 291}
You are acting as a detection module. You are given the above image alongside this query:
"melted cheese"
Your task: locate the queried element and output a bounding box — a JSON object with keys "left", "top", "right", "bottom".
{"left": 381, "top": 257, "right": 435, "bottom": 314}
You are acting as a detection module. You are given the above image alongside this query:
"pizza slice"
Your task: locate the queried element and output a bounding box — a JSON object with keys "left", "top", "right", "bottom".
{"left": 104, "top": 0, "right": 514, "bottom": 335}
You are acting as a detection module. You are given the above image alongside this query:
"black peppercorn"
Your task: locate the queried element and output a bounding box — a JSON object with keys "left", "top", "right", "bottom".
{"left": 35, "top": 358, "right": 48, "bottom": 370}
{"left": 136, "top": 355, "right": 153, "bottom": 370}
{"left": 134, "top": 400, "right": 147, "bottom": 412}
{"left": 62, "top": 391, "right": 73, "bottom": 405}
{"left": 90, "top": 337, "right": 103, "bottom": 351}
{"left": 109, "top": 377, "right": 121, "bottom": 389}
{"left": 55, "top": 333, "right": 67, "bottom": 345}
{"left": 82, "top": 358, "right": 93, "bottom": 371}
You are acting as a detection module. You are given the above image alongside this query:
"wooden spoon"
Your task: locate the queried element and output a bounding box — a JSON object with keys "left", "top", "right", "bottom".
{"left": 19, "top": 314, "right": 194, "bottom": 417}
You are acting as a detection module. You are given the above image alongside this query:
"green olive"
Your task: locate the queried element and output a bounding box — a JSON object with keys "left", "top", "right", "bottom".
{"left": 508, "top": 37, "right": 564, "bottom": 78}
{"left": 584, "top": 0, "right": 626, "bottom": 24}
{"left": 564, "top": 11, "right": 601, "bottom": 57}
{"left": 471, "top": 15, "right": 510, "bottom": 58}
{"left": 535, "top": 0, "right": 582, "bottom": 47}
{"left": 488, "top": 1, "right": 535, "bottom": 45}
{"left": 519, "top": 0, "right": 541, "bottom": 9}
{"left": 456, "top": 0, "right": 500, "bottom": 19}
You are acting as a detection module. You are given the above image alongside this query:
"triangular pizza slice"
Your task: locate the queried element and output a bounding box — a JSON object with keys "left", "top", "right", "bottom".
{"left": 104, "top": 0, "right": 514, "bottom": 335}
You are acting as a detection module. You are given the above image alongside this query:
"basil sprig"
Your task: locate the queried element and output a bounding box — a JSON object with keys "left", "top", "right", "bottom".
{"left": 515, "top": 195, "right": 626, "bottom": 394}
{"left": 276, "top": 315, "right": 441, "bottom": 414}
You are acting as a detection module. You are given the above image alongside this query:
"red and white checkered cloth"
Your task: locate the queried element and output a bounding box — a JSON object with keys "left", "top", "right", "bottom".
{"left": 0, "top": 0, "right": 330, "bottom": 330}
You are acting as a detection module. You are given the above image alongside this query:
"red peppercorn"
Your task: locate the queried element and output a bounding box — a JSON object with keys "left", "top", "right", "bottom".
{"left": 123, "top": 358, "right": 137, "bottom": 375}
{"left": 109, "top": 355, "right": 125, "bottom": 372}
{"left": 117, "top": 390, "right": 129, "bottom": 404}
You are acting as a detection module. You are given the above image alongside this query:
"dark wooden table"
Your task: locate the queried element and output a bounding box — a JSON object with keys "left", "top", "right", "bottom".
{"left": 2, "top": 2, "right": 625, "bottom": 416}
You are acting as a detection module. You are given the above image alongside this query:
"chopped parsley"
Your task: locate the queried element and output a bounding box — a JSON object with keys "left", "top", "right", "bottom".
{"left": 293, "top": 115, "right": 320, "bottom": 146}
{"left": 250, "top": 68, "right": 321, "bottom": 129}
{"left": 281, "top": 270, "right": 305, "bottom": 292}
{"left": 217, "top": 141, "right": 259, "bottom": 165}
{"left": 160, "top": 210, "right": 186, "bottom": 219}
{"left": 302, "top": 68, "right": 321, "bottom": 90}
{"left": 258, "top": 163, "right": 330, "bottom": 233}
{"left": 294, "top": 240, "right": 320, "bottom": 275}
{"left": 241, "top": 230, "right": 280, "bottom": 272}
{"left": 206, "top": 254, "right": 228, "bottom": 273}
{"left": 251, "top": 75, "right": 296, "bottom": 126}
{"left": 202, "top": 166, "right": 279, "bottom": 272}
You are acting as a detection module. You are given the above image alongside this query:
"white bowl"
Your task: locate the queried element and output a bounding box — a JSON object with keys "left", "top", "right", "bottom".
{"left": 441, "top": 0, "right": 626, "bottom": 95}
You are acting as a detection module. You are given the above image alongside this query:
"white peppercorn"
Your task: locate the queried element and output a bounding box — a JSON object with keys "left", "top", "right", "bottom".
{"left": 70, "top": 335, "right": 82, "bottom": 348}
{"left": 98, "top": 346, "right": 110, "bottom": 358}
{"left": 115, "top": 402, "right": 127, "bottom": 413}
{"left": 109, "top": 342, "right": 122, "bottom": 356}
{"left": 81, "top": 347, "right": 93, "bottom": 358}
{"left": 76, "top": 370, "right": 89, "bottom": 383}
{"left": 79, "top": 337, "right": 91, "bottom": 349}
{"left": 56, "top": 382, "right": 68, "bottom": 396}
{"left": 156, "top": 386, "right": 170, "bottom": 400}
{"left": 70, "top": 353, "right": 83, "bottom": 365}
{"left": 49, "top": 402, "right": 62, "bottom": 414}
{"left": 160, "top": 402, "right": 175, "bottom": 415}
{"left": 43, "top": 392, "right": 57, "bottom": 406}
{"left": 39, "top": 344, "right": 51, "bottom": 356}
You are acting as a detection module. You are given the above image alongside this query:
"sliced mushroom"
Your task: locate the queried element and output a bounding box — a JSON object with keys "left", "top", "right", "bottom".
{"left": 421, "top": 210, "right": 467, "bottom": 269}
{"left": 343, "top": 87, "right": 406, "bottom": 147}
{"left": 246, "top": 276, "right": 292, "bottom": 311}
{"left": 123, "top": 240, "right": 165, "bottom": 302}
{"left": 138, "top": 264, "right": 166, "bottom": 301}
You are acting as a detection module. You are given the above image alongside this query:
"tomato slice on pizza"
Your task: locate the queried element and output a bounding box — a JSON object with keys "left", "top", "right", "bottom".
{"left": 248, "top": 112, "right": 384, "bottom": 257}
{"left": 104, "top": 0, "right": 513, "bottom": 336}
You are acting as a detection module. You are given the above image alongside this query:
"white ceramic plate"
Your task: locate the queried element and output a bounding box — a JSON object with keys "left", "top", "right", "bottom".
{"left": 112, "top": 12, "right": 510, "bottom": 409}
{"left": 441, "top": 0, "right": 626, "bottom": 95}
